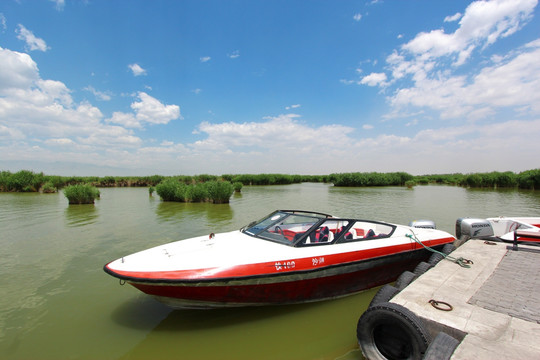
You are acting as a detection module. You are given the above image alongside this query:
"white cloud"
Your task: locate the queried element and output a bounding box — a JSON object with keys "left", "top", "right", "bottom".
{"left": 84, "top": 86, "right": 112, "bottom": 101}
{"left": 444, "top": 12, "right": 462, "bottom": 22}
{"left": 106, "top": 92, "right": 181, "bottom": 129}
{"left": 106, "top": 92, "right": 181, "bottom": 128}
{"left": 0, "top": 46, "right": 39, "bottom": 91}
{"left": 467, "top": 44, "right": 540, "bottom": 112}
{"left": 45, "top": 138, "right": 74, "bottom": 146}
{"left": 37, "top": 79, "right": 73, "bottom": 107}
{"left": 355, "top": 0, "right": 540, "bottom": 123}
{"left": 228, "top": 50, "right": 240, "bottom": 59}
{"left": 200, "top": 56, "right": 211, "bottom": 63}
{"left": 401, "top": 0, "right": 536, "bottom": 65}
{"left": 353, "top": 13, "right": 362, "bottom": 22}
{"left": 390, "top": 42, "right": 540, "bottom": 119}
{"left": 78, "top": 125, "right": 142, "bottom": 147}
{"left": 340, "top": 79, "right": 356, "bottom": 85}
{"left": 138, "top": 142, "right": 188, "bottom": 155}
{"left": 0, "top": 124, "right": 25, "bottom": 140}
{"left": 128, "top": 63, "right": 146, "bottom": 76}
{"left": 107, "top": 112, "right": 139, "bottom": 128}
{"left": 341, "top": 118, "right": 540, "bottom": 175}
{"left": 1, "top": 13, "right": 6, "bottom": 32}
{"left": 3, "top": 83, "right": 539, "bottom": 175}
{"left": 131, "top": 92, "right": 181, "bottom": 125}
{"left": 405, "top": 119, "right": 418, "bottom": 127}
{"left": 285, "top": 104, "right": 301, "bottom": 110}
{"left": 50, "top": 0, "right": 65, "bottom": 11}
{"left": 16, "top": 24, "right": 49, "bottom": 52}
{"left": 382, "top": 109, "right": 425, "bottom": 121}
{"left": 0, "top": 46, "right": 151, "bottom": 162}
{"left": 360, "top": 72, "right": 387, "bottom": 87}
{"left": 525, "top": 37, "right": 540, "bottom": 48}
{"left": 126, "top": 114, "right": 359, "bottom": 174}
{"left": 194, "top": 114, "right": 354, "bottom": 154}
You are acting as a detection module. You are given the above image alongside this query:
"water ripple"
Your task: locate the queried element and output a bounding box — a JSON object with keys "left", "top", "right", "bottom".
{"left": 64, "top": 204, "right": 98, "bottom": 227}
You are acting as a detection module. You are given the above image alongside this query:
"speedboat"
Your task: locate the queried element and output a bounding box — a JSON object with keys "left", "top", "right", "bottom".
{"left": 104, "top": 210, "right": 456, "bottom": 309}
{"left": 456, "top": 216, "right": 540, "bottom": 242}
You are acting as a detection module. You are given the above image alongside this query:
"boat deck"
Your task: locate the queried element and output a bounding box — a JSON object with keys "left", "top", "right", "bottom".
{"left": 391, "top": 239, "right": 540, "bottom": 359}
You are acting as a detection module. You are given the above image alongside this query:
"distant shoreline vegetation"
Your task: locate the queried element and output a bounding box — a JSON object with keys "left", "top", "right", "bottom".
{"left": 1, "top": 169, "right": 539, "bottom": 195}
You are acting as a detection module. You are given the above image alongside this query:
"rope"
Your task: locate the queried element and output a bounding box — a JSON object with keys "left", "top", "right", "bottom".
{"left": 429, "top": 299, "right": 453, "bottom": 311}
{"left": 406, "top": 231, "right": 472, "bottom": 268}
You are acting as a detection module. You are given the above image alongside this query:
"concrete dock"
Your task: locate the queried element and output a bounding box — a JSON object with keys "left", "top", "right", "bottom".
{"left": 391, "top": 239, "right": 540, "bottom": 359}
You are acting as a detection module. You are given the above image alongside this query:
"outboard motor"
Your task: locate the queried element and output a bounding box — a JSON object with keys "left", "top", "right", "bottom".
{"left": 455, "top": 218, "right": 494, "bottom": 245}
{"left": 409, "top": 220, "right": 436, "bottom": 229}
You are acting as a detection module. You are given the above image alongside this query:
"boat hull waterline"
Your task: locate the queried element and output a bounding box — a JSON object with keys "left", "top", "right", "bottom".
{"left": 104, "top": 210, "right": 455, "bottom": 309}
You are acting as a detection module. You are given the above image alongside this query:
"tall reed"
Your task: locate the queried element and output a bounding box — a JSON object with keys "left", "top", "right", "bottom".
{"left": 155, "top": 179, "right": 234, "bottom": 203}
{"left": 205, "top": 181, "right": 234, "bottom": 203}
{"left": 63, "top": 184, "right": 100, "bottom": 204}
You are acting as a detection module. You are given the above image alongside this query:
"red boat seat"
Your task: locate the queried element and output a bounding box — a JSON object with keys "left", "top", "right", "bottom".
{"left": 337, "top": 226, "right": 354, "bottom": 240}
{"left": 282, "top": 229, "right": 297, "bottom": 241}
{"left": 306, "top": 226, "right": 333, "bottom": 243}
{"left": 318, "top": 226, "right": 329, "bottom": 242}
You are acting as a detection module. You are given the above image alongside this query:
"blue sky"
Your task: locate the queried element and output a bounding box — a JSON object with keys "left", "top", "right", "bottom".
{"left": 1, "top": 0, "right": 539, "bottom": 176}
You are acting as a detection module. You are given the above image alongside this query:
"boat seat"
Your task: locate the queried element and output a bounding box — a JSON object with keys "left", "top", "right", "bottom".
{"left": 318, "top": 226, "right": 330, "bottom": 242}
{"left": 326, "top": 230, "right": 334, "bottom": 242}
{"left": 282, "top": 229, "right": 296, "bottom": 241}
{"left": 337, "top": 226, "right": 354, "bottom": 240}
{"left": 306, "top": 226, "right": 333, "bottom": 244}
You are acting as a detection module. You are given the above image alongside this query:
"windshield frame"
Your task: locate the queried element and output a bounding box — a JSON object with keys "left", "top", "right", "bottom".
{"left": 241, "top": 210, "right": 332, "bottom": 246}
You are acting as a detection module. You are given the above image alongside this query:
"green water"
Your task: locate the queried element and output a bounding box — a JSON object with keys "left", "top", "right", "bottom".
{"left": 1, "top": 183, "right": 539, "bottom": 359}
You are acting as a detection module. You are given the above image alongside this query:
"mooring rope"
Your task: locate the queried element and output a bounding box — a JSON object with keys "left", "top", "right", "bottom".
{"left": 406, "top": 231, "right": 473, "bottom": 268}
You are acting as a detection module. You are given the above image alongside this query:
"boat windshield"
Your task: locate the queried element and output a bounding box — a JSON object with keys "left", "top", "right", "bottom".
{"left": 241, "top": 210, "right": 397, "bottom": 246}
{"left": 242, "top": 210, "right": 330, "bottom": 246}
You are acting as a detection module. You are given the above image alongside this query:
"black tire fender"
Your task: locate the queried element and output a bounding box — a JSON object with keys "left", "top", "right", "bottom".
{"left": 413, "top": 261, "right": 432, "bottom": 276}
{"left": 422, "top": 332, "right": 460, "bottom": 360}
{"left": 428, "top": 252, "right": 444, "bottom": 265}
{"left": 369, "top": 284, "right": 399, "bottom": 308}
{"left": 395, "top": 271, "right": 416, "bottom": 291}
{"left": 441, "top": 243, "right": 456, "bottom": 255}
{"left": 428, "top": 244, "right": 456, "bottom": 266}
{"left": 357, "top": 301, "right": 431, "bottom": 360}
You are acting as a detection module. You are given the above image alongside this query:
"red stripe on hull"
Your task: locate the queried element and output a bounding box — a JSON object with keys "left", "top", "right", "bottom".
{"left": 107, "top": 238, "right": 454, "bottom": 282}
{"left": 518, "top": 238, "right": 540, "bottom": 242}
{"left": 128, "top": 249, "right": 433, "bottom": 308}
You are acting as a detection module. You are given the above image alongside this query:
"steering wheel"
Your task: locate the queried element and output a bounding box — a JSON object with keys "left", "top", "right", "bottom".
{"left": 275, "top": 226, "right": 283, "bottom": 235}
